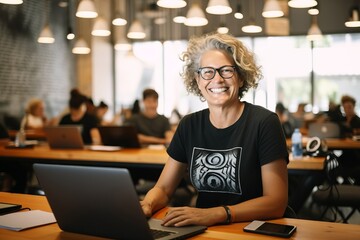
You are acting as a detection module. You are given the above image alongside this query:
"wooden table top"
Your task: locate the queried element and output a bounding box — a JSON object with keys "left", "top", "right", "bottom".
{"left": 287, "top": 137, "right": 360, "bottom": 150}
{"left": 0, "top": 144, "right": 168, "bottom": 166}
{"left": 0, "top": 144, "right": 325, "bottom": 170}
{"left": 0, "top": 192, "right": 359, "bottom": 240}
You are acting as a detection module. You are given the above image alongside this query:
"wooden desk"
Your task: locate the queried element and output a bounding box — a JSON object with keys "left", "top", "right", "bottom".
{"left": 0, "top": 192, "right": 359, "bottom": 240}
{"left": 0, "top": 144, "right": 168, "bottom": 168}
{"left": 325, "top": 138, "right": 360, "bottom": 150}
{"left": 287, "top": 137, "right": 360, "bottom": 150}
{"left": 7, "top": 129, "right": 47, "bottom": 141}
{"left": 0, "top": 145, "right": 325, "bottom": 171}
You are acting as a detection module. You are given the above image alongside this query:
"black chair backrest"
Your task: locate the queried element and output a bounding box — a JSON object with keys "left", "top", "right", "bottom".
{"left": 324, "top": 152, "right": 341, "bottom": 185}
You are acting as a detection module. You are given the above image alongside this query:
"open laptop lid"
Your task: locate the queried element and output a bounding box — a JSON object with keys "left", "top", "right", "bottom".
{"left": 33, "top": 164, "right": 206, "bottom": 240}
{"left": 308, "top": 122, "right": 341, "bottom": 138}
{"left": 44, "top": 125, "right": 84, "bottom": 149}
{"left": 98, "top": 125, "right": 141, "bottom": 148}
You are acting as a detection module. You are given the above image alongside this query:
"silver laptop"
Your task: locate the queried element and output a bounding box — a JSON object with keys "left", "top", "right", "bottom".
{"left": 308, "top": 122, "right": 341, "bottom": 139}
{"left": 44, "top": 125, "right": 84, "bottom": 149}
{"left": 33, "top": 164, "right": 207, "bottom": 239}
{"left": 44, "top": 126, "right": 121, "bottom": 151}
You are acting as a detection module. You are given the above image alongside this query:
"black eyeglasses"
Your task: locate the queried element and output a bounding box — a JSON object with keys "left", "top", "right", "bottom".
{"left": 197, "top": 65, "right": 236, "bottom": 80}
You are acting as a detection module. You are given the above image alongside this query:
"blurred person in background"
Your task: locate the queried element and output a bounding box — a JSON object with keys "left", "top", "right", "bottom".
{"left": 95, "top": 101, "right": 109, "bottom": 125}
{"left": 59, "top": 93, "right": 100, "bottom": 144}
{"left": 338, "top": 95, "right": 360, "bottom": 185}
{"left": 125, "top": 88, "right": 173, "bottom": 145}
{"left": 21, "top": 98, "right": 47, "bottom": 130}
{"left": 339, "top": 95, "right": 360, "bottom": 138}
{"left": 275, "top": 102, "right": 295, "bottom": 138}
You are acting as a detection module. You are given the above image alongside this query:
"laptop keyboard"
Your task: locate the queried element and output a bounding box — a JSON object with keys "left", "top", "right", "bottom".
{"left": 151, "top": 228, "right": 175, "bottom": 239}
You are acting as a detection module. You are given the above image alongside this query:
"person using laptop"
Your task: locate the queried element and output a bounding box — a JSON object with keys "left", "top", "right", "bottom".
{"left": 140, "top": 33, "right": 289, "bottom": 227}
{"left": 339, "top": 95, "right": 360, "bottom": 138}
{"left": 337, "top": 95, "right": 360, "bottom": 184}
{"left": 59, "top": 93, "right": 100, "bottom": 144}
{"left": 125, "top": 88, "right": 173, "bottom": 145}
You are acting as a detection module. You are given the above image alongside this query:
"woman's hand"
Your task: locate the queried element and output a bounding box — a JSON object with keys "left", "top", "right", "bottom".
{"left": 162, "top": 206, "right": 226, "bottom": 227}
{"left": 140, "top": 200, "right": 152, "bottom": 218}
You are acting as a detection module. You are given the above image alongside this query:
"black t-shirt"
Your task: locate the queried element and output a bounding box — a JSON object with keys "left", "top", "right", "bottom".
{"left": 59, "top": 113, "right": 98, "bottom": 144}
{"left": 126, "top": 113, "right": 170, "bottom": 138}
{"left": 167, "top": 102, "right": 289, "bottom": 208}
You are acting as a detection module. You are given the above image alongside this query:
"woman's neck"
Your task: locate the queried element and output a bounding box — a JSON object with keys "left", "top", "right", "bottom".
{"left": 209, "top": 101, "right": 244, "bottom": 129}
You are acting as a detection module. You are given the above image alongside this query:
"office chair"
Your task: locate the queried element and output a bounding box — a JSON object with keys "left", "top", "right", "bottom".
{"left": 312, "top": 152, "right": 360, "bottom": 223}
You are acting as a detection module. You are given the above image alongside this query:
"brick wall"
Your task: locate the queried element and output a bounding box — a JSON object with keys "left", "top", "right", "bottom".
{"left": 0, "top": 0, "right": 75, "bottom": 129}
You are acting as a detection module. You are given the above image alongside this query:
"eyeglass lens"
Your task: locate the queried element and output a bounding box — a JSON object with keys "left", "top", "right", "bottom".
{"left": 198, "top": 66, "right": 235, "bottom": 80}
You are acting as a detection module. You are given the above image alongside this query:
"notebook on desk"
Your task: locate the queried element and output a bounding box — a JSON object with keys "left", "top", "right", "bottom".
{"left": 33, "top": 164, "right": 206, "bottom": 240}
{"left": 98, "top": 125, "right": 141, "bottom": 148}
{"left": 308, "top": 122, "right": 341, "bottom": 139}
{"left": 44, "top": 126, "right": 121, "bottom": 151}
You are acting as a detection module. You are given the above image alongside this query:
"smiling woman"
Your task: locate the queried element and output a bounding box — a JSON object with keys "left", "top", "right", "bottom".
{"left": 140, "top": 33, "right": 289, "bottom": 227}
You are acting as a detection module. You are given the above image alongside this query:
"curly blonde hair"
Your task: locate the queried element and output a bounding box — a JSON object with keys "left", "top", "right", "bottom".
{"left": 180, "top": 33, "right": 262, "bottom": 99}
{"left": 26, "top": 98, "right": 44, "bottom": 115}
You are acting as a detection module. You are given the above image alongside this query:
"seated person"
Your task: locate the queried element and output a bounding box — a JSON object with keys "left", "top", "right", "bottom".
{"left": 59, "top": 94, "right": 100, "bottom": 144}
{"left": 275, "top": 102, "right": 295, "bottom": 138}
{"left": 327, "top": 101, "right": 343, "bottom": 123}
{"left": 125, "top": 88, "right": 173, "bottom": 145}
{"left": 337, "top": 95, "right": 360, "bottom": 184}
{"left": 339, "top": 95, "right": 360, "bottom": 138}
{"left": 95, "top": 101, "right": 109, "bottom": 125}
{"left": 140, "top": 33, "right": 289, "bottom": 226}
{"left": 21, "top": 98, "right": 47, "bottom": 130}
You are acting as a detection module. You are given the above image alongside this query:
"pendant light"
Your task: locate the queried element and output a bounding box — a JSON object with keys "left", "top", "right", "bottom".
{"left": 127, "top": 19, "right": 146, "bottom": 39}
{"left": 217, "top": 15, "right": 229, "bottom": 34}
{"left": 234, "top": 1, "right": 243, "bottom": 19}
{"left": 206, "top": 0, "right": 232, "bottom": 15}
{"left": 76, "top": 0, "right": 98, "bottom": 18}
{"left": 72, "top": 38, "right": 91, "bottom": 54}
{"left": 157, "top": 0, "right": 186, "bottom": 9}
{"left": 242, "top": 0, "right": 262, "bottom": 33}
{"left": 173, "top": 15, "right": 186, "bottom": 23}
{"left": 92, "top": 17, "right": 111, "bottom": 36}
{"left": 262, "top": 0, "right": 284, "bottom": 18}
{"left": 66, "top": 2, "right": 75, "bottom": 40}
{"left": 38, "top": 25, "right": 55, "bottom": 43}
{"left": 345, "top": 6, "right": 360, "bottom": 28}
{"left": 113, "top": 12, "right": 127, "bottom": 26}
{"left": 67, "top": 29, "right": 75, "bottom": 40}
{"left": 0, "top": 0, "right": 22, "bottom": 4}
{"left": 112, "top": 0, "right": 127, "bottom": 26}
{"left": 288, "top": 0, "right": 317, "bottom": 8}
{"left": 242, "top": 21, "right": 262, "bottom": 33}
{"left": 38, "top": 0, "right": 55, "bottom": 44}
{"left": 307, "top": 15, "right": 322, "bottom": 41}
{"left": 184, "top": 3, "right": 208, "bottom": 27}
{"left": 308, "top": 6, "right": 319, "bottom": 15}
{"left": 115, "top": 37, "right": 132, "bottom": 51}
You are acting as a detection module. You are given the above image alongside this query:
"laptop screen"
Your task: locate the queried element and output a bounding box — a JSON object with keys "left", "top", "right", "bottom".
{"left": 98, "top": 126, "right": 141, "bottom": 148}
{"left": 33, "top": 164, "right": 206, "bottom": 239}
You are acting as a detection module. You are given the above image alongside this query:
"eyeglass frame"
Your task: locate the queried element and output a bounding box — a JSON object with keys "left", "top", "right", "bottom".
{"left": 196, "top": 65, "right": 237, "bottom": 80}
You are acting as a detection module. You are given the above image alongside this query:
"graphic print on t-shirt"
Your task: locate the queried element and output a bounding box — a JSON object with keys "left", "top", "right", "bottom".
{"left": 190, "top": 147, "right": 242, "bottom": 195}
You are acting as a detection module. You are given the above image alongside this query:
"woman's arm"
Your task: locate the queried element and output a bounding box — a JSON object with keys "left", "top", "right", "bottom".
{"left": 138, "top": 133, "right": 167, "bottom": 145}
{"left": 162, "top": 159, "right": 288, "bottom": 227}
{"left": 230, "top": 159, "right": 288, "bottom": 221}
{"left": 90, "top": 128, "right": 101, "bottom": 145}
{"left": 141, "top": 157, "right": 188, "bottom": 216}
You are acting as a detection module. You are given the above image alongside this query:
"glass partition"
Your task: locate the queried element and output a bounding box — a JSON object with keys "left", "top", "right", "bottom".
{"left": 112, "top": 33, "right": 360, "bottom": 121}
